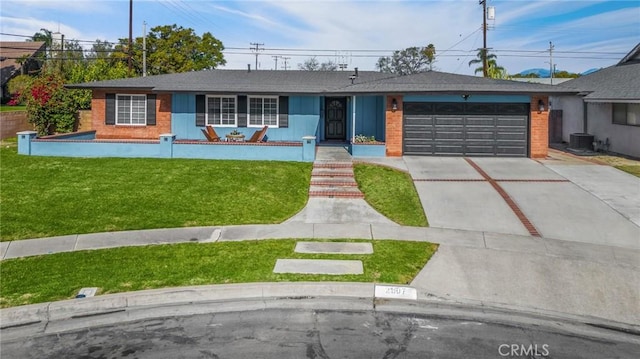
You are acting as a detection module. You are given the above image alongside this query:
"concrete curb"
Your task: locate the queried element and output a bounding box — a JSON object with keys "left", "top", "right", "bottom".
{"left": 2, "top": 282, "right": 638, "bottom": 340}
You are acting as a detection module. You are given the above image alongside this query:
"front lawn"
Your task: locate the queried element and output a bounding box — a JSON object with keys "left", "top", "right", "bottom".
{"left": 0, "top": 146, "right": 311, "bottom": 240}
{"left": 0, "top": 239, "right": 437, "bottom": 307}
{"left": 354, "top": 163, "right": 428, "bottom": 227}
{"left": 615, "top": 165, "right": 640, "bottom": 178}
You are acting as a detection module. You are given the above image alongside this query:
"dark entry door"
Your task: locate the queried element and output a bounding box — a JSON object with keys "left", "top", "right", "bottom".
{"left": 325, "top": 97, "right": 347, "bottom": 140}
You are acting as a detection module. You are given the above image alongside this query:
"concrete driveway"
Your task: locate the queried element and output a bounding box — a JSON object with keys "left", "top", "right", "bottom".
{"left": 404, "top": 156, "right": 640, "bottom": 249}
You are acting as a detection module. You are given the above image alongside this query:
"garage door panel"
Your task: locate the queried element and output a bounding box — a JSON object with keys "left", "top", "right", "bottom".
{"left": 403, "top": 102, "right": 528, "bottom": 157}
{"left": 435, "top": 116, "right": 464, "bottom": 126}
{"left": 466, "top": 117, "right": 496, "bottom": 126}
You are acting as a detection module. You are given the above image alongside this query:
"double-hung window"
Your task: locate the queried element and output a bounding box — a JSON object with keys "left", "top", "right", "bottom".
{"left": 612, "top": 103, "right": 640, "bottom": 126}
{"left": 207, "top": 96, "right": 236, "bottom": 126}
{"left": 248, "top": 96, "right": 278, "bottom": 127}
{"left": 116, "top": 94, "right": 147, "bottom": 125}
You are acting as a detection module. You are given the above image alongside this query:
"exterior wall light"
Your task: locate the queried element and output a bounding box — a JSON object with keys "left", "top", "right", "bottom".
{"left": 538, "top": 99, "right": 546, "bottom": 113}
{"left": 461, "top": 94, "right": 471, "bottom": 101}
{"left": 391, "top": 98, "right": 398, "bottom": 112}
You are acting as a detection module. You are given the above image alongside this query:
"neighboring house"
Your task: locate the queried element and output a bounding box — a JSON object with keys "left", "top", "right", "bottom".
{"left": 552, "top": 43, "right": 640, "bottom": 158}
{"left": 0, "top": 41, "right": 46, "bottom": 99}
{"left": 66, "top": 69, "right": 574, "bottom": 158}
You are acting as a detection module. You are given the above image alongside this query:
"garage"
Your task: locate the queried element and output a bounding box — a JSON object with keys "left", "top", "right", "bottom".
{"left": 403, "top": 102, "right": 530, "bottom": 157}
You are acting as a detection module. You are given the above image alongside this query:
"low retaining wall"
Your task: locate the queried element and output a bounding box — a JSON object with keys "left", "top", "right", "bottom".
{"left": 0, "top": 111, "right": 32, "bottom": 140}
{"left": 350, "top": 142, "right": 386, "bottom": 157}
{"left": 17, "top": 131, "right": 316, "bottom": 162}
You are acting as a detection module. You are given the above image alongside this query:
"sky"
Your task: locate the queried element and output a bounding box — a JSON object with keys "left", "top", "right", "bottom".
{"left": 1, "top": 0, "right": 638, "bottom": 75}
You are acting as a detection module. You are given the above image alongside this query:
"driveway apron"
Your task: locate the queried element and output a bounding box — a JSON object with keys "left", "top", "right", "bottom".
{"left": 404, "top": 157, "right": 530, "bottom": 236}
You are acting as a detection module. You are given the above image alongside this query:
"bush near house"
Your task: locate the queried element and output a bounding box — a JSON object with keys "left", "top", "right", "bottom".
{"left": 25, "top": 73, "right": 78, "bottom": 135}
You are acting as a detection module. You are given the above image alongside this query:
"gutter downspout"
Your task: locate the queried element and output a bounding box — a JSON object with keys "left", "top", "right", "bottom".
{"left": 352, "top": 95, "right": 356, "bottom": 143}
{"left": 582, "top": 100, "right": 588, "bottom": 133}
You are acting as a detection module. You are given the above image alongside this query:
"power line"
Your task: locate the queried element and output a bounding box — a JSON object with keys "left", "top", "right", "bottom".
{"left": 249, "top": 42, "right": 264, "bottom": 70}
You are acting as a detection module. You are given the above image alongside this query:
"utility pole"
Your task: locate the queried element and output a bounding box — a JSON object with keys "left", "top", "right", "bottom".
{"left": 59, "top": 34, "right": 64, "bottom": 73}
{"left": 250, "top": 42, "right": 264, "bottom": 70}
{"left": 272, "top": 55, "right": 279, "bottom": 70}
{"left": 142, "top": 21, "right": 147, "bottom": 77}
{"left": 549, "top": 41, "right": 555, "bottom": 85}
{"left": 282, "top": 56, "right": 290, "bottom": 70}
{"left": 480, "top": 0, "right": 488, "bottom": 77}
{"left": 128, "top": 0, "right": 133, "bottom": 75}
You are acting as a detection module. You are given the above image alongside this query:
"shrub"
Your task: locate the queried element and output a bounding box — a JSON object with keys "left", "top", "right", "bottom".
{"left": 25, "top": 74, "right": 78, "bottom": 135}
{"left": 353, "top": 134, "right": 377, "bottom": 143}
{"left": 6, "top": 75, "right": 34, "bottom": 105}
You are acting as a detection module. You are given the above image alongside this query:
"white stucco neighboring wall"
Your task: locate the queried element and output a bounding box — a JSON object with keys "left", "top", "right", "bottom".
{"left": 586, "top": 102, "right": 640, "bottom": 158}
{"left": 551, "top": 96, "right": 584, "bottom": 142}
{"left": 551, "top": 96, "right": 640, "bottom": 158}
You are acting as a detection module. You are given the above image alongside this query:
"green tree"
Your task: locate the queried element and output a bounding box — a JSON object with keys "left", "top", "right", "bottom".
{"left": 65, "top": 59, "right": 130, "bottom": 109}
{"left": 376, "top": 44, "right": 436, "bottom": 75}
{"left": 468, "top": 50, "right": 505, "bottom": 78}
{"left": 113, "top": 24, "right": 225, "bottom": 76}
{"left": 554, "top": 70, "right": 580, "bottom": 79}
{"left": 87, "top": 40, "right": 114, "bottom": 60}
{"left": 297, "top": 57, "right": 338, "bottom": 71}
{"left": 6, "top": 75, "right": 34, "bottom": 104}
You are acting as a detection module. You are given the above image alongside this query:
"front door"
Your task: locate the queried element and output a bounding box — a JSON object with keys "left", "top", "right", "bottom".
{"left": 325, "top": 97, "right": 347, "bottom": 140}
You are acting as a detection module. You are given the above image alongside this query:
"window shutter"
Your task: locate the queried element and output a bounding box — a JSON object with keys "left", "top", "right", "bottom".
{"left": 196, "top": 95, "right": 206, "bottom": 126}
{"left": 237, "top": 95, "right": 247, "bottom": 127}
{"left": 146, "top": 94, "right": 156, "bottom": 126}
{"left": 105, "top": 93, "right": 115, "bottom": 125}
{"left": 279, "top": 96, "right": 289, "bottom": 128}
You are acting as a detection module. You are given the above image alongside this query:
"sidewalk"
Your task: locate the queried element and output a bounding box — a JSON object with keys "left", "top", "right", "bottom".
{"left": 1, "top": 223, "right": 639, "bottom": 325}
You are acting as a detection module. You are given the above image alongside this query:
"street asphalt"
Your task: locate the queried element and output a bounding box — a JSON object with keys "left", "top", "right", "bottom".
{"left": 1, "top": 151, "right": 639, "bottom": 336}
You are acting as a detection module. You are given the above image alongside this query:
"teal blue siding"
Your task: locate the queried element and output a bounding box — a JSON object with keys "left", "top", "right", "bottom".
{"left": 354, "top": 96, "right": 385, "bottom": 141}
{"left": 403, "top": 95, "right": 531, "bottom": 103}
{"left": 171, "top": 94, "right": 320, "bottom": 141}
{"left": 171, "top": 93, "right": 198, "bottom": 139}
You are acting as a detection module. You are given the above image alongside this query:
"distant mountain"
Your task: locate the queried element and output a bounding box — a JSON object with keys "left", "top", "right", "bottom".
{"left": 517, "top": 68, "right": 550, "bottom": 77}
{"left": 517, "top": 67, "right": 601, "bottom": 77}
{"left": 581, "top": 68, "right": 600, "bottom": 75}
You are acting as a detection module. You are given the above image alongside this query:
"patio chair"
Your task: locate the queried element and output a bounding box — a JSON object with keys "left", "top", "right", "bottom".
{"left": 247, "top": 126, "right": 268, "bottom": 143}
{"left": 201, "top": 126, "right": 221, "bottom": 142}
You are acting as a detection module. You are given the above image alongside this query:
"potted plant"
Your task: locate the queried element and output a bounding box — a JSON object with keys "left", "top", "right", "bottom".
{"left": 226, "top": 129, "right": 245, "bottom": 141}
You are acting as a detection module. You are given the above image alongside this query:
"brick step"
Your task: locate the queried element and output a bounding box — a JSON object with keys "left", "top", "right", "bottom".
{"left": 309, "top": 185, "right": 362, "bottom": 193}
{"left": 311, "top": 169, "right": 354, "bottom": 177}
{"left": 309, "top": 191, "right": 364, "bottom": 198}
{"left": 310, "top": 180, "right": 358, "bottom": 187}
{"left": 313, "top": 162, "right": 353, "bottom": 169}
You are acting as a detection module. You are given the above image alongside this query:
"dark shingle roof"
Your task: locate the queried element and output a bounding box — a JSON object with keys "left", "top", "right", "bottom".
{"left": 332, "top": 71, "right": 573, "bottom": 94}
{"left": 67, "top": 69, "right": 576, "bottom": 95}
{"left": 559, "top": 60, "right": 640, "bottom": 102}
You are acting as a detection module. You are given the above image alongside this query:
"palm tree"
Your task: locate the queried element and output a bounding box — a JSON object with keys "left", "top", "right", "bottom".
{"left": 468, "top": 49, "right": 506, "bottom": 78}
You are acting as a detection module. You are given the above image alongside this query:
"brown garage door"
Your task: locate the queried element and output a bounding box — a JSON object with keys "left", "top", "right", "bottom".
{"left": 403, "top": 102, "right": 529, "bottom": 157}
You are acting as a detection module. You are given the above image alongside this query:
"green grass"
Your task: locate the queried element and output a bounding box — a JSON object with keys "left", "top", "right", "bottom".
{"left": 0, "top": 146, "right": 311, "bottom": 240}
{"left": 354, "top": 163, "right": 428, "bottom": 227}
{"left": 0, "top": 105, "right": 26, "bottom": 112}
{"left": 0, "top": 239, "right": 438, "bottom": 307}
{"left": 616, "top": 165, "right": 640, "bottom": 178}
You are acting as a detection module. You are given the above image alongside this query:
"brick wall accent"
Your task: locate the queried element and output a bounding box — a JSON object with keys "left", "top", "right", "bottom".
{"left": 0, "top": 111, "right": 32, "bottom": 140}
{"left": 92, "top": 90, "right": 171, "bottom": 139}
{"left": 77, "top": 110, "right": 92, "bottom": 131}
{"left": 530, "top": 95, "right": 549, "bottom": 158}
{"left": 385, "top": 95, "right": 403, "bottom": 156}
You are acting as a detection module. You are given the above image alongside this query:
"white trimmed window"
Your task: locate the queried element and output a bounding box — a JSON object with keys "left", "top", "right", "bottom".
{"left": 116, "top": 94, "right": 146, "bottom": 125}
{"left": 613, "top": 103, "right": 640, "bottom": 126}
{"left": 207, "top": 96, "right": 237, "bottom": 126}
{"left": 248, "top": 96, "right": 278, "bottom": 127}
